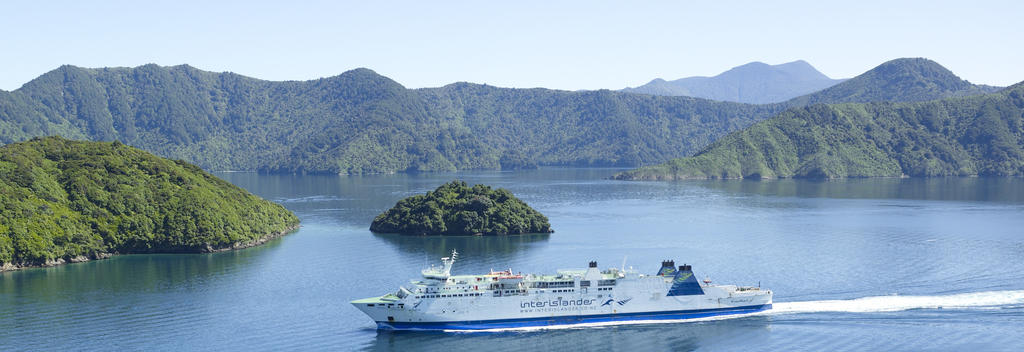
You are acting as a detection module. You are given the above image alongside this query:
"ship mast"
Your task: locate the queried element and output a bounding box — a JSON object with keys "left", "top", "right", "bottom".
{"left": 422, "top": 249, "right": 458, "bottom": 280}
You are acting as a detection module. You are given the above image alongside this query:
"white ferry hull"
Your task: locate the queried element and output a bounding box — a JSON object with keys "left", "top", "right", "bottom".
{"left": 374, "top": 303, "right": 771, "bottom": 330}
{"left": 352, "top": 255, "right": 772, "bottom": 331}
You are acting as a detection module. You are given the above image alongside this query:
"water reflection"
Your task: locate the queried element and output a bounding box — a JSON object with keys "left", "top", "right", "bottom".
{"left": 363, "top": 316, "right": 772, "bottom": 351}
{"left": 373, "top": 233, "right": 551, "bottom": 258}
{"left": 6, "top": 169, "right": 1024, "bottom": 350}
{"left": 695, "top": 178, "right": 1024, "bottom": 203}
{"left": 215, "top": 169, "right": 643, "bottom": 227}
{"left": 0, "top": 238, "right": 282, "bottom": 298}
{"left": 0, "top": 238, "right": 287, "bottom": 349}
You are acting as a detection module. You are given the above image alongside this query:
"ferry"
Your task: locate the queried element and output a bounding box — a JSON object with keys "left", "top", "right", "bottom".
{"left": 351, "top": 250, "right": 772, "bottom": 330}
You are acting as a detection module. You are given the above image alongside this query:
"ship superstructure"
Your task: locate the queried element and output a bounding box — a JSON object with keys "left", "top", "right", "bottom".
{"left": 351, "top": 250, "right": 772, "bottom": 330}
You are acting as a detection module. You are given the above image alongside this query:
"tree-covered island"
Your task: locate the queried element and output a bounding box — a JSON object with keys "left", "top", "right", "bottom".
{"left": 0, "top": 136, "right": 300, "bottom": 271}
{"left": 370, "top": 181, "right": 553, "bottom": 236}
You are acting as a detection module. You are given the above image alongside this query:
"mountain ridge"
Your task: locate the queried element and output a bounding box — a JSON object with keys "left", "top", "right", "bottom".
{"left": 623, "top": 60, "right": 847, "bottom": 104}
{"left": 613, "top": 80, "right": 1024, "bottom": 180}
{"left": 0, "top": 64, "right": 783, "bottom": 174}
{"left": 785, "top": 58, "right": 1001, "bottom": 106}
{"left": 1, "top": 58, "right": 1005, "bottom": 176}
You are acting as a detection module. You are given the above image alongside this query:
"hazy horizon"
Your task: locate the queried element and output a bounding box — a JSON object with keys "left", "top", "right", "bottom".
{"left": 1, "top": 1, "right": 1021, "bottom": 91}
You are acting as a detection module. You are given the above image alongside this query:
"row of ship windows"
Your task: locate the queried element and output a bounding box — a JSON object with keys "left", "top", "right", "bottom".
{"left": 412, "top": 288, "right": 609, "bottom": 299}
{"left": 415, "top": 287, "right": 609, "bottom": 299}
{"left": 580, "top": 280, "right": 618, "bottom": 287}
{"left": 419, "top": 280, "right": 619, "bottom": 294}
{"left": 528, "top": 281, "right": 575, "bottom": 288}
{"left": 369, "top": 287, "right": 616, "bottom": 307}
{"left": 415, "top": 293, "right": 485, "bottom": 299}
{"left": 546, "top": 288, "right": 612, "bottom": 292}
{"left": 531, "top": 280, "right": 617, "bottom": 289}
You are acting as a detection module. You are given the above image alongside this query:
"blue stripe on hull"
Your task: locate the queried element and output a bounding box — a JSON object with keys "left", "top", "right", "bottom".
{"left": 377, "top": 304, "right": 771, "bottom": 331}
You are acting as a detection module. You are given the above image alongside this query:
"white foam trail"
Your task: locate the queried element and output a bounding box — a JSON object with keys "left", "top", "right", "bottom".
{"left": 443, "top": 290, "right": 1024, "bottom": 333}
{"left": 769, "top": 290, "right": 1024, "bottom": 314}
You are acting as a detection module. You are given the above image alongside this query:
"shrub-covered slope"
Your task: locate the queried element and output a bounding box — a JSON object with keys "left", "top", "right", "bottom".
{"left": 614, "top": 83, "right": 1024, "bottom": 180}
{"left": 0, "top": 59, "right": 999, "bottom": 176}
{"left": 0, "top": 65, "right": 781, "bottom": 174}
{"left": 370, "top": 181, "right": 552, "bottom": 236}
{"left": 0, "top": 136, "right": 299, "bottom": 270}
{"left": 785, "top": 58, "right": 1001, "bottom": 106}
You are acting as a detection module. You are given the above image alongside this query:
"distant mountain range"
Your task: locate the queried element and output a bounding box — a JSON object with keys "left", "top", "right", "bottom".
{"left": 614, "top": 58, "right": 1021, "bottom": 180}
{"left": 0, "top": 65, "right": 782, "bottom": 174}
{"left": 0, "top": 58, "right": 1007, "bottom": 176}
{"left": 622, "top": 60, "right": 846, "bottom": 104}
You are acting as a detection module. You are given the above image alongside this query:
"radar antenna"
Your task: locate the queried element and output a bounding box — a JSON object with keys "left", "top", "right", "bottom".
{"left": 422, "top": 249, "right": 459, "bottom": 280}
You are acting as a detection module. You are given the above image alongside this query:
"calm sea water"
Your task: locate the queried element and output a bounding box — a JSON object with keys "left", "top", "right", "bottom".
{"left": 3, "top": 168, "right": 1024, "bottom": 351}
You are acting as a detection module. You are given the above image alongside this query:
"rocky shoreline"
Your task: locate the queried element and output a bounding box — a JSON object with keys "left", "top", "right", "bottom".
{"left": 202, "top": 224, "right": 301, "bottom": 253}
{"left": 0, "top": 224, "right": 300, "bottom": 273}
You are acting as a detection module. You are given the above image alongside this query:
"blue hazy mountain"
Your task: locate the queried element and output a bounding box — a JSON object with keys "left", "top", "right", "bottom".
{"left": 0, "top": 58, "right": 1002, "bottom": 176}
{"left": 613, "top": 58, "right": 1018, "bottom": 180}
{"left": 622, "top": 60, "right": 845, "bottom": 104}
{"left": 0, "top": 65, "right": 782, "bottom": 174}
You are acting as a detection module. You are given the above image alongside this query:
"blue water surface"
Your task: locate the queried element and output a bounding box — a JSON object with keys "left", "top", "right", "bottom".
{"left": 3, "top": 168, "right": 1024, "bottom": 351}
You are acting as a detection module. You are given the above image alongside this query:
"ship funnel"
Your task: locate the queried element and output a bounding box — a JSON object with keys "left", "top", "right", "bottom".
{"left": 667, "top": 264, "right": 704, "bottom": 296}
{"left": 656, "top": 260, "right": 676, "bottom": 276}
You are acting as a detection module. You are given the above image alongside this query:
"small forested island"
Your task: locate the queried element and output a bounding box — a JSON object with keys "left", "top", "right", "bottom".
{"left": 370, "top": 181, "right": 552, "bottom": 236}
{"left": 0, "top": 136, "right": 300, "bottom": 271}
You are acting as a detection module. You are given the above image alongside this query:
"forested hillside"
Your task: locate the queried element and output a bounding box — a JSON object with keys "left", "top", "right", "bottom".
{"left": 0, "top": 137, "right": 299, "bottom": 270}
{"left": 0, "top": 58, "right": 1001, "bottom": 175}
{"left": 614, "top": 82, "right": 1024, "bottom": 180}
{"left": 784, "top": 58, "right": 1001, "bottom": 106}
{"left": 0, "top": 65, "right": 782, "bottom": 174}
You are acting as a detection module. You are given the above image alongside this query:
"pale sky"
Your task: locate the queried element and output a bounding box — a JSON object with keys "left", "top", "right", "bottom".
{"left": 1, "top": 0, "right": 1021, "bottom": 91}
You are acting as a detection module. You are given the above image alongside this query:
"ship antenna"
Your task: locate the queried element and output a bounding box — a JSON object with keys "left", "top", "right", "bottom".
{"left": 621, "top": 255, "right": 628, "bottom": 271}
{"left": 439, "top": 249, "right": 457, "bottom": 277}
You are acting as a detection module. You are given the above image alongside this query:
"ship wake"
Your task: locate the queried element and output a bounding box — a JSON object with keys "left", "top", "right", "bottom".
{"left": 769, "top": 289, "right": 1024, "bottom": 314}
